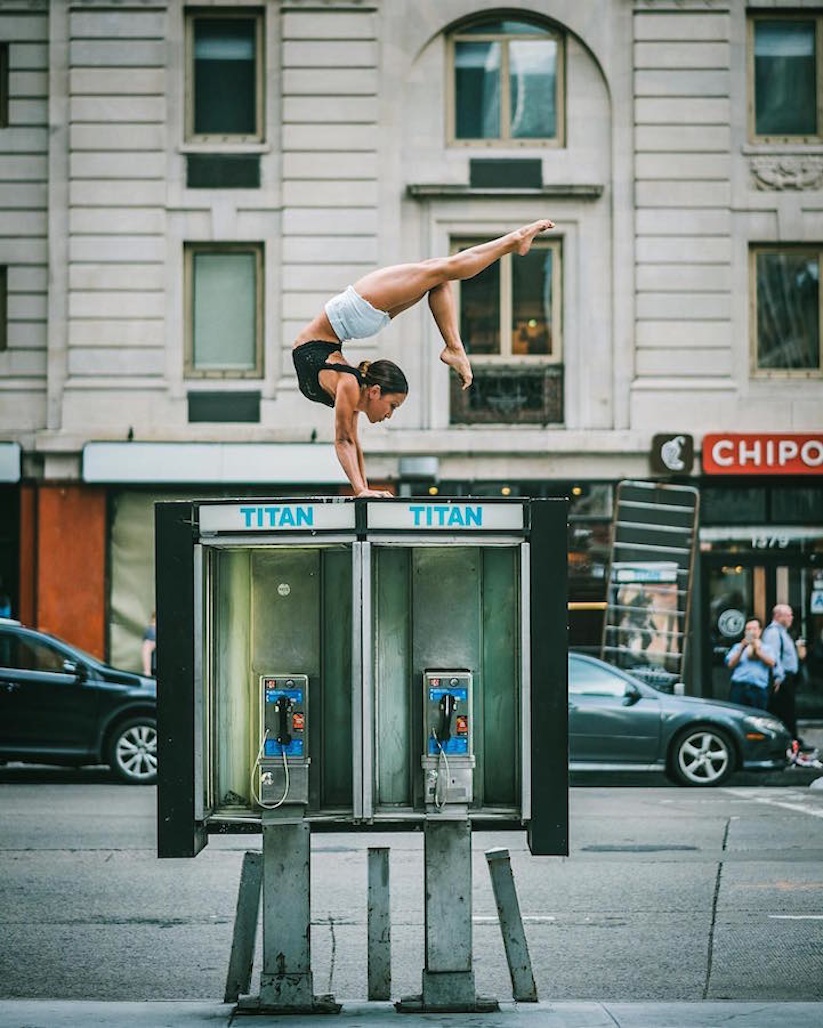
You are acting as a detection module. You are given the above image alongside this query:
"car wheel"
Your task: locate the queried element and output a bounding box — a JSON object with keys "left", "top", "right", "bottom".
{"left": 669, "top": 724, "right": 736, "bottom": 787}
{"left": 107, "top": 716, "right": 157, "bottom": 784}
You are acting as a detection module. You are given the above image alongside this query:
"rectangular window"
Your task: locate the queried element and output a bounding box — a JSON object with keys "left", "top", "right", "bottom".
{"left": 451, "top": 237, "right": 563, "bottom": 425}
{"left": 456, "top": 238, "right": 561, "bottom": 362}
{"left": 185, "top": 10, "right": 263, "bottom": 142}
{"left": 185, "top": 244, "right": 263, "bottom": 378}
{"left": 749, "top": 15, "right": 822, "bottom": 142}
{"left": 751, "top": 247, "right": 822, "bottom": 376}
{"left": 450, "top": 18, "right": 563, "bottom": 146}
{"left": 0, "top": 44, "right": 9, "bottom": 128}
{"left": 0, "top": 267, "right": 7, "bottom": 352}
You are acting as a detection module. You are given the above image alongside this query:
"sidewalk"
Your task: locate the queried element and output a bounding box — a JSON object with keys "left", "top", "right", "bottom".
{"left": 1, "top": 999, "right": 822, "bottom": 1028}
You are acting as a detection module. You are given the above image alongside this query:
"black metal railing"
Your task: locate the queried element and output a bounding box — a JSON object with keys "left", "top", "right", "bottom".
{"left": 450, "top": 364, "right": 564, "bottom": 425}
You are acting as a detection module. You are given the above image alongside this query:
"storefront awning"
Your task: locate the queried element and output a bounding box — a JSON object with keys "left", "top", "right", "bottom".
{"left": 82, "top": 442, "right": 349, "bottom": 485}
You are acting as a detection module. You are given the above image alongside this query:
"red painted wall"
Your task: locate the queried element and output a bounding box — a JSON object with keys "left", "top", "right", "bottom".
{"left": 34, "top": 484, "right": 107, "bottom": 659}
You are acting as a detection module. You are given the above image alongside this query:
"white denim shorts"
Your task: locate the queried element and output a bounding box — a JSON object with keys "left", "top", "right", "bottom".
{"left": 325, "top": 285, "right": 391, "bottom": 342}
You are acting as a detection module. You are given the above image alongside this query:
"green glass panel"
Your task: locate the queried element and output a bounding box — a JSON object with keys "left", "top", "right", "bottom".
{"left": 374, "top": 548, "right": 412, "bottom": 806}
{"left": 213, "top": 549, "right": 252, "bottom": 808}
{"left": 194, "top": 17, "right": 256, "bottom": 134}
{"left": 460, "top": 258, "right": 500, "bottom": 355}
{"left": 461, "top": 19, "right": 547, "bottom": 36}
{"left": 321, "top": 549, "right": 353, "bottom": 807}
{"left": 481, "top": 548, "right": 520, "bottom": 806}
{"left": 455, "top": 40, "right": 500, "bottom": 138}
{"left": 512, "top": 247, "right": 553, "bottom": 355}
{"left": 754, "top": 21, "right": 816, "bottom": 135}
{"left": 756, "top": 251, "right": 820, "bottom": 369}
{"left": 509, "top": 39, "right": 556, "bottom": 138}
{"left": 193, "top": 252, "right": 256, "bottom": 371}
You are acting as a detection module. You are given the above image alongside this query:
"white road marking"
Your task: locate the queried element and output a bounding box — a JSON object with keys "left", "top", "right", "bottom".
{"left": 473, "top": 915, "right": 556, "bottom": 924}
{"left": 768, "top": 915, "right": 823, "bottom": 920}
{"left": 722, "top": 788, "right": 823, "bottom": 819}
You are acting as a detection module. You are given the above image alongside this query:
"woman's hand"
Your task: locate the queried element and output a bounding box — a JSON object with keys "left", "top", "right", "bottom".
{"left": 356, "top": 488, "right": 393, "bottom": 497}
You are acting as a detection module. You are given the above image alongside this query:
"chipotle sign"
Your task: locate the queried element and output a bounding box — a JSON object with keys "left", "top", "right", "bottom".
{"left": 703, "top": 433, "right": 823, "bottom": 475}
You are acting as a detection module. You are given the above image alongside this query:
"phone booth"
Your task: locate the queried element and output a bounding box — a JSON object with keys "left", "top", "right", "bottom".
{"left": 155, "top": 496, "right": 567, "bottom": 1012}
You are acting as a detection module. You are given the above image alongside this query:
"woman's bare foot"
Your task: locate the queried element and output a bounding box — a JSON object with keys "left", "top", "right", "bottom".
{"left": 440, "top": 346, "right": 473, "bottom": 389}
{"left": 514, "top": 219, "right": 556, "bottom": 256}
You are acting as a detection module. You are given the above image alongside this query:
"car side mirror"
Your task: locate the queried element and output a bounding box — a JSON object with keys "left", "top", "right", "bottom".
{"left": 623, "top": 682, "right": 642, "bottom": 706}
{"left": 62, "top": 659, "right": 85, "bottom": 680}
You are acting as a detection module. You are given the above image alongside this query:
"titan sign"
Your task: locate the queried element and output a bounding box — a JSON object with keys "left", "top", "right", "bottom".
{"left": 703, "top": 433, "right": 823, "bottom": 475}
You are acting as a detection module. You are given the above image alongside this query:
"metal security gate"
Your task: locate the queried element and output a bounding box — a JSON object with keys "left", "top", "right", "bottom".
{"left": 601, "top": 481, "right": 699, "bottom": 692}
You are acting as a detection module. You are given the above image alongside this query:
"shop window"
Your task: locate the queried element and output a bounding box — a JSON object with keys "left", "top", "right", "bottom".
{"left": 771, "top": 487, "right": 823, "bottom": 524}
{"left": 184, "top": 244, "right": 263, "bottom": 378}
{"left": 185, "top": 10, "right": 263, "bottom": 142}
{"left": 0, "top": 44, "right": 8, "bottom": 128}
{"left": 751, "top": 247, "right": 822, "bottom": 376}
{"left": 701, "top": 487, "right": 768, "bottom": 525}
{"left": 749, "top": 15, "right": 821, "bottom": 142}
{"left": 450, "top": 236, "right": 562, "bottom": 424}
{"left": 0, "top": 266, "right": 6, "bottom": 352}
{"left": 449, "top": 17, "right": 564, "bottom": 146}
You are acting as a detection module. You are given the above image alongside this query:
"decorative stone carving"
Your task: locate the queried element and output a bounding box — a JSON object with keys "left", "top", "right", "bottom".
{"left": 751, "top": 155, "right": 823, "bottom": 191}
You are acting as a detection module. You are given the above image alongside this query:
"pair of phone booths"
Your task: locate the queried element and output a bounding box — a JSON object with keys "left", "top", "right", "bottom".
{"left": 155, "top": 497, "right": 568, "bottom": 1012}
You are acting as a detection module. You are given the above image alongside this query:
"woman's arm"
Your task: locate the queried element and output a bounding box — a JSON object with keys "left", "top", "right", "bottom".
{"left": 333, "top": 380, "right": 387, "bottom": 496}
{"left": 725, "top": 642, "right": 745, "bottom": 669}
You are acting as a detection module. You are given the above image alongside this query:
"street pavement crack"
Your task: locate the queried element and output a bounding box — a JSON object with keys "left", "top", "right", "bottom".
{"left": 703, "top": 816, "right": 731, "bottom": 1000}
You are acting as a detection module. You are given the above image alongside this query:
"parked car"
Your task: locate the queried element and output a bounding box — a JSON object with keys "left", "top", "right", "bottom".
{"left": 0, "top": 619, "right": 157, "bottom": 784}
{"left": 569, "top": 652, "right": 790, "bottom": 786}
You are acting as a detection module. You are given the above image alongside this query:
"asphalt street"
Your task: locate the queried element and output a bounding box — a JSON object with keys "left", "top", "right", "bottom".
{"left": 1, "top": 760, "right": 822, "bottom": 1015}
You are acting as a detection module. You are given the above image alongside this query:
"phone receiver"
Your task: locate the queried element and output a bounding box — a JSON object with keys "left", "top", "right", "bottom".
{"left": 275, "top": 695, "right": 293, "bottom": 746}
{"left": 438, "top": 693, "right": 457, "bottom": 743}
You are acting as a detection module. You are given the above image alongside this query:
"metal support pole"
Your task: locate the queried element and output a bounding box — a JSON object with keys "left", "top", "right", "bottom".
{"left": 224, "top": 850, "right": 262, "bottom": 1003}
{"left": 367, "top": 846, "right": 391, "bottom": 1000}
{"left": 485, "top": 847, "right": 538, "bottom": 1002}
{"left": 235, "top": 815, "right": 339, "bottom": 1014}
{"left": 398, "top": 819, "right": 497, "bottom": 1012}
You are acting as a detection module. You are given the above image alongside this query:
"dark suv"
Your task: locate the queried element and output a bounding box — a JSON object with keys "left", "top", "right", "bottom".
{"left": 0, "top": 619, "right": 157, "bottom": 784}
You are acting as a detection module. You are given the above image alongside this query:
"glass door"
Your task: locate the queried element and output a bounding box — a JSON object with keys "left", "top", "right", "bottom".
{"left": 702, "top": 554, "right": 823, "bottom": 718}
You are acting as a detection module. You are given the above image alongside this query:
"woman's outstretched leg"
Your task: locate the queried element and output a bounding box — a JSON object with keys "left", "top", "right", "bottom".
{"left": 353, "top": 219, "right": 555, "bottom": 315}
{"left": 352, "top": 219, "right": 554, "bottom": 388}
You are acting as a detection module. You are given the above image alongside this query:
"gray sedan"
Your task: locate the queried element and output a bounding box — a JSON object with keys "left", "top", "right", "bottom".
{"left": 569, "top": 652, "right": 790, "bottom": 786}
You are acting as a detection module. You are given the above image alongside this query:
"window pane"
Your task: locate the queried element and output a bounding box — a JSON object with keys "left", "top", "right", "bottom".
{"left": 460, "top": 261, "right": 500, "bottom": 355}
{"left": 455, "top": 41, "right": 500, "bottom": 139}
{"left": 756, "top": 251, "right": 820, "bottom": 370}
{"left": 702, "top": 487, "right": 768, "bottom": 525}
{"left": 194, "top": 18, "right": 256, "bottom": 135}
{"left": 772, "top": 487, "right": 823, "bottom": 524}
{"left": 193, "top": 253, "right": 256, "bottom": 370}
{"left": 754, "top": 21, "right": 816, "bottom": 136}
{"left": 512, "top": 247, "right": 553, "bottom": 356}
{"left": 462, "top": 20, "right": 544, "bottom": 35}
{"left": 569, "top": 659, "right": 626, "bottom": 697}
{"left": 509, "top": 39, "right": 556, "bottom": 138}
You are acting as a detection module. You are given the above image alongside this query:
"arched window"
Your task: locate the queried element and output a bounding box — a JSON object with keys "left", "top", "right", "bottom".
{"left": 449, "top": 16, "right": 564, "bottom": 145}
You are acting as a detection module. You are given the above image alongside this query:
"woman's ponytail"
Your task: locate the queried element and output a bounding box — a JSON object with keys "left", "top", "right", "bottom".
{"left": 358, "top": 359, "right": 408, "bottom": 396}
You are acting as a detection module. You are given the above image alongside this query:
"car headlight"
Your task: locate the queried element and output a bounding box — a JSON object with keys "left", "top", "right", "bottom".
{"left": 743, "top": 715, "right": 785, "bottom": 735}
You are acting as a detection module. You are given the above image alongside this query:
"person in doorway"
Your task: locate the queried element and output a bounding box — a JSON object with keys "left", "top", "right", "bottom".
{"left": 725, "top": 616, "right": 777, "bottom": 710}
{"left": 292, "top": 220, "right": 556, "bottom": 496}
{"left": 141, "top": 611, "right": 157, "bottom": 678}
{"left": 762, "top": 604, "right": 803, "bottom": 745}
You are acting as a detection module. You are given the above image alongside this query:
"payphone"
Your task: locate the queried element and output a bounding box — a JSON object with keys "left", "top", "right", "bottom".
{"left": 422, "top": 670, "right": 474, "bottom": 810}
{"left": 256, "top": 674, "right": 309, "bottom": 808}
{"left": 156, "top": 495, "right": 569, "bottom": 1013}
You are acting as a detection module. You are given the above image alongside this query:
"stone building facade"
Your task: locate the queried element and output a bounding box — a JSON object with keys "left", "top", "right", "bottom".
{"left": 0, "top": 0, "right": 821, "bottom": 701}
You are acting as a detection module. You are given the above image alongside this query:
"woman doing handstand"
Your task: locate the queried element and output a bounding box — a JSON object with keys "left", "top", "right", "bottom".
{"left": 292, "top": 219, "right": 555, "bottom": 496}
